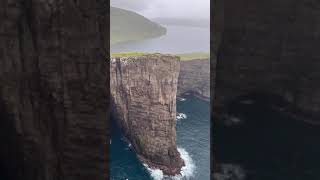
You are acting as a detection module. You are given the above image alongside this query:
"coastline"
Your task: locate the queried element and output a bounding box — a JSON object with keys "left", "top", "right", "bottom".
{"left": 111, "top": 30, "right": 167, "bottom": 47}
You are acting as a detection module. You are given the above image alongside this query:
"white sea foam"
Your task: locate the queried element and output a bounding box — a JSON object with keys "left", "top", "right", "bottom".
{"left": 174, "top": 147, "right": 196, "bottom": 179}
{"left": 177, "top": 97, "right": 186, "bottom": 102}
{"left": 176, "top": 113, "right": 187, "bottom": 121}
{"left": 224, "top": 115, "right": 242, "bottom": 126}
{"left": 125, "top": 143, "right": 132, "bottom": 151}
{"left": 145, "top": 147, "right": 195, "bottom": 180}
{"left": 145, "top": 166, "right": 164, "bottom": 180}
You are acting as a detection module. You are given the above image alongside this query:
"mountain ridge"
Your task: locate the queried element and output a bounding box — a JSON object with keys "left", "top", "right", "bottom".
{"left": 111, "top": 7, "right": 166, "bottom": 45}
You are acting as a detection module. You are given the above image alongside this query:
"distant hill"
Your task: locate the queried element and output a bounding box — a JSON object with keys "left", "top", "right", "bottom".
{"left": 111, "top": 7, "right": 167, "bottom": 45}
{"left": 151, "top": 17, "right": 210, "bottom": 28}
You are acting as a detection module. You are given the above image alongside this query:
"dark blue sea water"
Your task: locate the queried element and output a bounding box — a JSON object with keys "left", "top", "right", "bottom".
{"left": 110, "top": 96, "right": 210, "bottom": 180}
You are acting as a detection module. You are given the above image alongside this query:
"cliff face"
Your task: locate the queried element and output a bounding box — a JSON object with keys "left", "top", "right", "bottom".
{"left": 178, "top": 59, "right": 210, "bottom": 100}
{"left": 214, "top": 0, "right": 320, "bottom": 122}
{"left": 0, "top": 1, "right": 109, "bottom": 180}
{"left": 212, "top": 0, "right": 320, "bottom": 179}
{"left": 110, "top": 54, "right": 184, "bottom": 175}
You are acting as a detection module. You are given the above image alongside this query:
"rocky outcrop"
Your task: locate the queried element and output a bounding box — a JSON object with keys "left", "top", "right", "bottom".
{"left": 213, "top": 0, "right": 320, "bottom": 122}
{"left": 0, "top": 1, "right": 109, "bottom": 180}
{"left": 110, "top": 54, "right": 184, "bottom": 175}
{"left": 178, "top": 59, "right": 210, "bottom": 100}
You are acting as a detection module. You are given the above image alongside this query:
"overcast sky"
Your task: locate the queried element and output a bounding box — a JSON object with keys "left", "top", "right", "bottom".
{"left": 111, "top": 0, "right": 210, "bottom": 20}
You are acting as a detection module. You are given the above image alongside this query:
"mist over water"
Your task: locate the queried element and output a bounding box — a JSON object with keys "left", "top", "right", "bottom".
{"left": 111, "top": 0, "right": 210, "bottom": 20}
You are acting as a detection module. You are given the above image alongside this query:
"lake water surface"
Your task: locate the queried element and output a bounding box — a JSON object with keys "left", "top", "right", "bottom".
{"left": 111, "top": 25, "right": 210, "bottom": 54}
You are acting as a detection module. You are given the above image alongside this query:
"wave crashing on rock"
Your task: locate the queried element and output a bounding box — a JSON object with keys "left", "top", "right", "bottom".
{"left": 144, "top": 147, "right": 195, "bottom": 180}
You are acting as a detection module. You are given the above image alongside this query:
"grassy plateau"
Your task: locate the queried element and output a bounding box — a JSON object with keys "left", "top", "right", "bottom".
{"left": 111, "top": 52, "right": 210, "bottom": 61}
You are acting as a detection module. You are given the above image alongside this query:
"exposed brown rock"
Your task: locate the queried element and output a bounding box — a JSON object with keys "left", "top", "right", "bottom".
{"left": 0, "top": 0, "right": 109, "bottom": 179}
{"left": 110, "top": 54, "right": 184, "bottom": 175}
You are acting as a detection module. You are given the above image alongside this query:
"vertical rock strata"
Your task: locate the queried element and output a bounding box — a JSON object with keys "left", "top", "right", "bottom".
{"left": 0, "top": 0, "right": 109, "bottom": 180}
{"left": 178, "top": 59, "right": 211, "bottom": 100}
{"left": 110, "top": 54, "right": 184, "bottom": 175}
{"left": 214, "top": 0, "right": 320, "bottom": 121}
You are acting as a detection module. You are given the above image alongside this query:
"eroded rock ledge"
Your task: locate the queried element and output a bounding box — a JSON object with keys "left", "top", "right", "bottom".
{"left": 110, "top": 54, "right": 184, "bottom": 175}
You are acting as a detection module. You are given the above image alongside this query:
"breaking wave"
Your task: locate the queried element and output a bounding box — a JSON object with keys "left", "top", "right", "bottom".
{"left": 175, "top": 148, "right": 196, "bottom": 179}
{"left": 176, "top": 113, "right": 187, "bottom": 121}
{"left": 177, "top": 97, "right": 186, "bottom": 102}
{"left": 144, "top": 147, "right": 195, "bottom": 180}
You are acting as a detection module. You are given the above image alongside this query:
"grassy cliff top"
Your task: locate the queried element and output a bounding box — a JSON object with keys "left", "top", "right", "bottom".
{"left": 111, "top": 52, "right": 210, "bottom": 61}
{"left": 111, "top": 52, "right": 148, "bottom": 58}
{"left": 176, "top": 52, "right": 210, "bottom": 61}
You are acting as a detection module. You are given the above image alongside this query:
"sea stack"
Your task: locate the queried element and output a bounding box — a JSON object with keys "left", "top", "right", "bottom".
{"left": 110, "top": 54, "right": 184, "bottom": 175}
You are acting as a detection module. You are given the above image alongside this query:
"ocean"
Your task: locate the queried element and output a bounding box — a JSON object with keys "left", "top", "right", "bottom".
{"left": 110, "top": 95, "right": 210, "bottom": 180}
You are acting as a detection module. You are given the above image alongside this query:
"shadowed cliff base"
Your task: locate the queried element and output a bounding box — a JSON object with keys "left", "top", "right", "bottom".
{"left": 0, "top": 96, "right": 24, "bottom": 180}
{"left": 110, "top": 54, "right": 184, "bottom": 176}
{"left": 214, "top": 96, "right": 320, "bottom": 180}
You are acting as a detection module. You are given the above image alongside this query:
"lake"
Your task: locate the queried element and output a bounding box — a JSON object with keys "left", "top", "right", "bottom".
{"left": 111, "top": 25, "right": 210, "bottom": 54}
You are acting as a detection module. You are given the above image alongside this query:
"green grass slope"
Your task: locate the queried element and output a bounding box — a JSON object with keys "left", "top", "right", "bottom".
{"left": 111, "top": 7, "right": 167, "bottom": 45}
{"left": 176, "top": 52, "right": 210, "bottom": 61}
{"left": 111, "top": 52, "right": 148, "bottom": 58}
{"left": 111, "top": 52, "right": 210, "bottom": 61}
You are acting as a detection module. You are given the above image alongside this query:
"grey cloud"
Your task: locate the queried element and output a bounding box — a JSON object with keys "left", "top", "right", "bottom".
{"left": 111, "top": 0, "right": 210, "bottom": 20}
{"left": 111, "top": 0, "right": 151, "bottom": 11}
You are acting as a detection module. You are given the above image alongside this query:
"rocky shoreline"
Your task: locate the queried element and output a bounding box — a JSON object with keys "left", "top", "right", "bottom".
{"left": 138, "top": 153, "right": 185, "bottom": 176}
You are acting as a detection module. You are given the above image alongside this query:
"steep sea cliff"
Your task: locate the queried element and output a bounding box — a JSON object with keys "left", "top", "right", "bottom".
{"left": 110, "top": 54, "right": 184, "bottom": 175}
{"left": 0, "top": 1, "right": 109, "bottom": 179}
{"left": 179, "top": 59, "right": 210, "bottom": 101}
